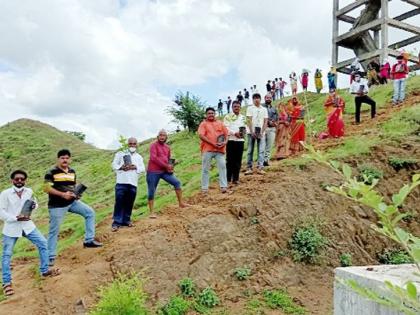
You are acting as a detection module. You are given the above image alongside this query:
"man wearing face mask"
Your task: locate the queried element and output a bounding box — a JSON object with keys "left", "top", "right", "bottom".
{"left": 111, "top": 137, "right": 145, "bottom": 231}
{"left": 349, "top": 72, "right": 376, "bottom": 124}
{"left": 1, "top": 170, "right": 60, "bottom": 296}
{"left": 262, "top": 94, "right": 278, "bottom": 166}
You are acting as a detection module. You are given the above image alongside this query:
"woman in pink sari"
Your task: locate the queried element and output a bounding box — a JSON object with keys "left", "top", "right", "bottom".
{"left": 274, "top": 103, "right": 291, "bottom": 159}
{"left": 289, "top": 97, "right": 305, "bottom": 154}
{"left": 323, "top": 89, "right": 345, "bottom": 138}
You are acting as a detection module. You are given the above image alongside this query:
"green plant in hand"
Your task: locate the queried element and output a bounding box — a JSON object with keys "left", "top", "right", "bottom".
{"left": 158, "top": 295, "right": 190, "bottom": 315}
{"left": 339, "top": 253, "right": 352, "bottom": 267}
{"left": 234, "top": 267, "right": 251, "bottom": 281}
{"left": 378, "top": 249, "right": 414, "bottom": 265}
{"left": 178, "top": 277, "right": 196, "bottom": 297}
{"left": 305, "top": 144, "right": 420, "bottom": 315}
{"left": 289, "top": 223, "right": 327, "bottom": 264}
{"left": 197, "top": 287, "right": 220, "bottom": 308}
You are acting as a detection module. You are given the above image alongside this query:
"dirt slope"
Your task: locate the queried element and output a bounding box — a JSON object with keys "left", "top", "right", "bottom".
{"left": 0, "top": 101, "right": 419, "bottom": 315}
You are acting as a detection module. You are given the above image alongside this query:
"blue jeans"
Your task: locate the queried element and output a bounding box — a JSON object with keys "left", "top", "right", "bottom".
{"left": 113, "top": 184, "right": 137, "bottom": 227}
{"left": 393, "top": 78, "right": 406, "bottom": 103}
{"left": 48, "top": 200, "right": 96, "bottom": 260}
{"left": 247, "top": 134, "right": 265, "bottom": 169}
{"left": 146, "top": 172, "right": 181, "bottom": 200}
{"left": 2, "top": 229, "right": 49, "bottom": 284}
{"left": 201, "top": 152, "right": 227, "bottom": 190}
{"left": 263, "top": 127, "right": 276, "bottom": 162}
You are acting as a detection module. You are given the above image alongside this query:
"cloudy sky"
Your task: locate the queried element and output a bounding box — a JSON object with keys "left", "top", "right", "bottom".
{"left": 0, "top": 0, "right": 418, "bottom": 148}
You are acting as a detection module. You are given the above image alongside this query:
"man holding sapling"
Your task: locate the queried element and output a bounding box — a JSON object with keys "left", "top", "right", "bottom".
{"left": 349, "top": 72, "right": 376, "bottom": 124}
{"left": 146, "top": 130, "right": 188, "bottom": 218}
{"left": 111, "top": 137, "right": 145, "bottom": 230}
{"left": 198, "top": 107, "right": 229, "bottom": 194}
{"left": 45, "top": 149, "right": 102, "bottom": 267}
{"left": 1, "top": 170, "right": 60, "bottom": 297}
{"left": 245, "top": 93, "right": 268, "bottom": 175}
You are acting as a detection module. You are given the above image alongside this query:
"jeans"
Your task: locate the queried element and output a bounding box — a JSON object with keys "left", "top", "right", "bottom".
{"left": 201, "top": 152, "right": 227, "bottom": 190}
{"left": 113, "top": 183, "right": 137, "bottom": 227}
{"left": 226, "top": 141, "right": 244, "bottom": 183}
{"left": 393, "top": 78, "right": 406, "bottom": 103}
{"left": 275, "top": 89, "right": 281, "bottom": 99}
{"left": 146, "top": 172, "right": 181, "bottom": 200}
{"left": 247, "top": 134, "right": 265, "bottom": 169}
{"left": 48, "top": 200, "right": 96, "bottom": 260}
{"left": 263, "top": 127, "right": 276, "bottom": 162}
{"left": 2, "top": 229, "right": 49, "bottom": 284}
{"left": 355, "top": 95, "right": 376, "bottom": 123}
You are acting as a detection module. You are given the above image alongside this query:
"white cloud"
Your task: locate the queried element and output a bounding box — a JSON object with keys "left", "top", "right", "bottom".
{"left": 1, "top": 0, "right": 417, "bottom": 148}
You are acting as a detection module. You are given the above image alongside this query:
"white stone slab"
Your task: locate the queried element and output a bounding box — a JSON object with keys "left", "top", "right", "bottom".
{"left": 334, "top": 264, "right": 420, "bottom": 315}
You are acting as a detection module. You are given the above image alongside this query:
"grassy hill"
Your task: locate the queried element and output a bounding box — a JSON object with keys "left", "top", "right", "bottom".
{"left": 0, "top": 76, "right": 419, "bottom": 259}
{"left": 0, "top": 77, "right": 419, "bottom": 313}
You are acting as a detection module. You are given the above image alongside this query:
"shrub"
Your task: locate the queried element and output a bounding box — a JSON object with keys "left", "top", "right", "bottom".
{"left": 388, "top": 156, "right": 418, "bottom": 171}
{"left": 357, "top": 164, "right": 383, "bottom": 185}
{"left": 158, "top": 295, "right": 190, "bottom": 315}
{"left": 234, "top": 267, "right": 251, "bottom": 281}
{"left": 289, "top": 223, "right": 327, "bottom": 264}
{"left": 90, "top": 273, "right": 149, "bottom": 315}
{"left": 197, "top": 287, "right": 220, "bottom": 308}
{"left": 378, "top": 249, "right": 414, "bottom": 265}
{"left": 339, "top": 253, "right": 352, "bottom": 267}
{"left": 263, "top": 290, "right": 306, "bottom": 314}
{"left": 178, "top": 278, "right": 196, "bottom": 297}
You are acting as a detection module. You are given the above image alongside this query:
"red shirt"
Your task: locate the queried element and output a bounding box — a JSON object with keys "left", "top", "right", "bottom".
{"left": 147, "top": 141, "right": 170, "bottom": 173}
{"left": 198, "top": 119, "right": 228, "bottom": 154}
{"left": 391, "top": 62, "right": 408, "bottom": 80}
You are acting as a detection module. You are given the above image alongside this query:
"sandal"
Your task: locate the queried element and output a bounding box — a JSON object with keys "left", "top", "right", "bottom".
{"left": 111, "top": 226, "right": 119, "bottom": 232}
{"left": 42, "top": 268, "right": 61, "bottom": 278}
{"left": 126, "top": 223, "right": 135, "bottom": 227}
{"left": 2, "top": 284, "right": 14, "bottom": 296}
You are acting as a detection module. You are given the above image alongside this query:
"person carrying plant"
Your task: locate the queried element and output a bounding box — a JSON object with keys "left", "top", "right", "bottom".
{"left": 349, "top": 72, "right": 376, "bottom": 124}
{"left": 391, "top": 54, "right": 409, "bottom": 106}
{"left": 111, "top": 137, "right": 145, "bottom": 231}
{"left": 1, "top": 170, "right": 60, "bottom": 296}
{"left": 45, "top": 149, "right": 102, "bottom": 267}
{"left": 198, "top": 107, "right": 229, "bottom": 194}
{"left": 146, "top": 130, "right": 189, "bottom": 217}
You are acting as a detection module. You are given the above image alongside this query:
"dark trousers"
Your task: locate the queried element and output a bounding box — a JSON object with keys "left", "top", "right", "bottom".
{"left": 226, "top": 140, "right": 244, "bottom": 183}
{"left": 113, "top": 183, "right": 137, "bottom": 227}
{"left": 355, "top": 95, "right": 376, "bottom": 123}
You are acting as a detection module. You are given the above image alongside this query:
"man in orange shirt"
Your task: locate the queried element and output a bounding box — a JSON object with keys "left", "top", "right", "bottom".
{"left": 198, "top": 107, "right": 229, "bottom": 194}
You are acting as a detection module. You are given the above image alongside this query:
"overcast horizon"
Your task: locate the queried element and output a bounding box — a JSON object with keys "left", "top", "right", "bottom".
{"left": 1, "top": 0, "right": 419, "bottom": 149}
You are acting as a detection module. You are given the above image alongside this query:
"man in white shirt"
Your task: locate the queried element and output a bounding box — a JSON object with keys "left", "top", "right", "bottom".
{"left": 245, "top": 93, "right": 268, "bottom": 175}
{"left": 349, "top": 72, "right": 376, "bottom": 124}
{"left": 223, "top": 100, "right": 247, "bottom": 185}
{"left": 111, "top": 137, "right": 145, "bottom": 231}
{"left": 0, "top": 170, "right": 59, "bottom": 296}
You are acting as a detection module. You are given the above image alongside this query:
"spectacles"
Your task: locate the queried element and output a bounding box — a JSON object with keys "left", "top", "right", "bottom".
{"left": 13, "top": 177, "right": 26, "bottom": 181}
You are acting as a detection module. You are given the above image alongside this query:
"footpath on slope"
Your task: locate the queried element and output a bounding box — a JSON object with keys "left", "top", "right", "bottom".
{"left": 0, "top": 95, "right": 419, "bottom": 315}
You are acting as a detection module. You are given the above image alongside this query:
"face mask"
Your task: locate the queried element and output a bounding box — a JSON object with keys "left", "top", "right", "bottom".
{"left": 14, "top": 186, "right": 24, "bottom": 192}
{"left": 129, "top": 147, "right": 136, "bottom": 153}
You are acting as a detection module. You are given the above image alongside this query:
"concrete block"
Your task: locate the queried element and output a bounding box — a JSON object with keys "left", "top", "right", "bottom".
{"left": 334, "top": 264, "right": 420, "bottom": 315}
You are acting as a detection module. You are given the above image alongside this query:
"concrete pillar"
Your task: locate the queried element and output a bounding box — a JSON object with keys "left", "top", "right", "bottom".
{"left": 334, "top": 264, "right": 420, "bottom": 315}
{"left": 332, "top": 0, "right": 339, "bottom": 66}
{"left": 380, "top": 0, "right": 389, "bottom": 63}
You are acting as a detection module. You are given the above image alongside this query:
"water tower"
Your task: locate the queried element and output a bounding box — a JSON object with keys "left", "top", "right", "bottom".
{"left": 332, "top": 0, "right": 420, "bottom": 73}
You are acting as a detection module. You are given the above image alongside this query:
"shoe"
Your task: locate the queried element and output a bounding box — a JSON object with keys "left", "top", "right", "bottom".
{"left": 83, "top": 240, "right": 103, "bottom": 248}
{"left": 41, "top": 268, "right": 61, "bottom": 278}
{"left": 48, "top": 258, "right": 55, "bottom": 267}
{"left": 257, "top": 168, "right": 266, "bottom": 175}
{"left": 263, "top": 161, "right": 269, "bottom": 167}
{"left": 221, "top": 187, "right": 227, "bottom": 193}
{"left": 232, "top": 181, "right": 239, "bottom": 185}
{"left": 111, "top": 226, "right": 119, "bottom": 232}
{"left": 244, "top": 169, "right": 253, "bottom": 175}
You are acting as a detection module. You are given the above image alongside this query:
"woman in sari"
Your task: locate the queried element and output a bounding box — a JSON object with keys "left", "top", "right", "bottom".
{"left": 323, "top": 89, "right": 345, "bottom": 138}
{"left": 274, "top": 103, "right": 291, "bottom": 159}
{"left": 314, "top": 69, "right": 323, "bottom": 93}
{"left": 289, "top": 97, "right": 305, "bottom": 154}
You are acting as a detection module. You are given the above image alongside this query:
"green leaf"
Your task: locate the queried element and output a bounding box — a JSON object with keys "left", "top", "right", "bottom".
{"left": 342, "top": 164, "right": 352, "bottom": 180}
{"left": 410, "top": 247, "right": 420, "bottom": 263}
{"left": 395, "top": 227, "right": 410, "bottom": 244}
{"left": 331, "top": 160, "right": 340, "bottom": 170}
{"left": 413, "top": 173, "right": 420, "bottom": 183}
{"left": 406, "top": 282, "right": 417, "bottom": 300}
{"left": 391, "top": 212, "right": 409, "bottom": 226}
{"left": 378, "top": 203, "right": 387, "bottom": 213}
{"left": 392, "top": 185, "right": 410, "bottom": 207}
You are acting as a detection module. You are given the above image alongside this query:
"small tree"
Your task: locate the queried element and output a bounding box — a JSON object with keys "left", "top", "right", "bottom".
{"left": 167, "top": 91, "right": 206, "bottom": 133}
{"left": 65, "top": 131, "right": 86, "bottom": 142}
